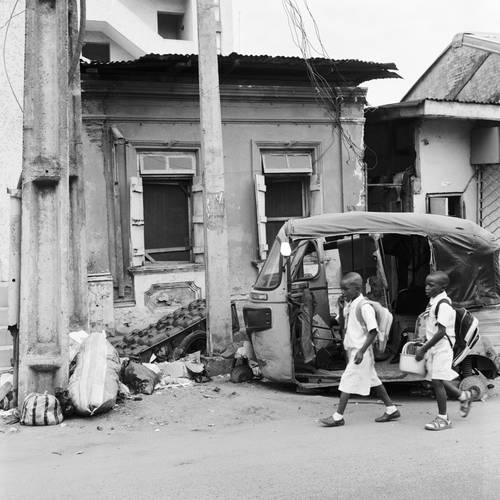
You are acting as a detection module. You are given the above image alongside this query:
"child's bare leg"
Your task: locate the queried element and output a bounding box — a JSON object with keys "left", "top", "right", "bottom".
{"left": 373, "top": 384, "right": 393, "bottom": 406}
{"left": 373, "top": 384, "right": 400, "bottom": 422}
{"left": 337, "top": 391, "right": 350, "bottom": 414}
{"left": 432, "top": 379, "right": 447, "bottom": 415}
{"left": 319, "top": 391, "right": 349, "bottom": 426}
{"left": 442, "top": 380, "right": 474, "bottom": 417}
{"left": 442, "top": 380, "right": 461, "bottom": 398}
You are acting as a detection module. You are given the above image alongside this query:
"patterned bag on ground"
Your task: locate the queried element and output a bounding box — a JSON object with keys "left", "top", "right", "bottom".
{"left": 20, "top": 392, "right": 64, "bottom": 426}
{"left": 68, "top": 331, "right": 121, "bottom": 416}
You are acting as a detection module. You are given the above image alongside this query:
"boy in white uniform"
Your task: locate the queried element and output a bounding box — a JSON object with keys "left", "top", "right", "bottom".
{"left": 415, "top": 271, "right": 473, "bottom": 430}
{"left": 320, "top": 272, "right": 400, "bottom": 427}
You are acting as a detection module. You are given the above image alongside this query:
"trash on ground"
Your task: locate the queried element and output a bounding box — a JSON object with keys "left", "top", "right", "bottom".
{"left": 0, "top": 373, "right": 14, "bottom": 410}
{"left": 121, "top": 360, "right": 161, "bottom": 395}
{"left": 0, "top": 408, "right": 20, "bottom": 425}
{"left": 69, "top": 330, "right": 89, "bottom": 362}
{"left": 117, "top": 381, "right": 131, "bottom": 399}
{"left": 155, "top": 376, "right": 194, "bottom": 390}
{"left": 68, "top": 331, "right": 121, "bottom": 416}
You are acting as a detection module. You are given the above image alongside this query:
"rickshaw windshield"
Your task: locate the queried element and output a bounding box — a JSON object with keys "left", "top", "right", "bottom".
{"left": 254, "top": 239, "right": 282, "bottom": 290}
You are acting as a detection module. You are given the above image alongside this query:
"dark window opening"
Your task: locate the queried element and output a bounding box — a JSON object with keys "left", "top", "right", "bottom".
{"left": 157, "top": 11, "right": 184, "bottom": 40}
{"left": 143, "top": 180, "right": 191, "bottom": 262}
{"left": 265, "top": 177, "right": 308, "bottom": 245}
{"left": 82, "top": 42, "right": 110, "bottom": 62}
{"left": 426, "top": 194, "right": 464, "bottom": 218}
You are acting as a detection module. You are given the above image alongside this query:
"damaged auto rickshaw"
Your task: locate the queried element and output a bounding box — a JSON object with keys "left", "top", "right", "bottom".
{"left": 243, "top": 212, "right": 500, "bottom": 395}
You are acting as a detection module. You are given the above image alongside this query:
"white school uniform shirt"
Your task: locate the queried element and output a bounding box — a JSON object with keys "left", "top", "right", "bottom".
{"left": 343, "top": 294, "right": 378, "bottom": 350}
{"left": 425, "top": 291, "right": 456, "bottom": 351}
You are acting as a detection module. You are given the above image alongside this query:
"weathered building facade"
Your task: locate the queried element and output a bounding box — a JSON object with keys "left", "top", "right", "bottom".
{"left": 81, "top": 53, "right": 398, "bottom": 333}
{"left": 365, "top": 33, "right": 500, "bottom": 236}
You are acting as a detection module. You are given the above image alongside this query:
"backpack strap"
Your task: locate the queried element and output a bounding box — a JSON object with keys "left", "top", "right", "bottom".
{"left": 355, "top": 299, "right": 377, "bottom": 333}
{"left": 435, "top": 297, "right": 453, "bottom": 349}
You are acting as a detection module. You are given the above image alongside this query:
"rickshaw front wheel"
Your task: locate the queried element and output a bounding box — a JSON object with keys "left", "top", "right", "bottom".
{"left": 459, "top": 375, "right": 487, "bottom": 401}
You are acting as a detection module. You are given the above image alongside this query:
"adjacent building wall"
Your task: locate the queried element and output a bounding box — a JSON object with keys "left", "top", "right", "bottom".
{"left": 0, "top": 1, "right": 25, "bottom": 283}
{"left": 414, "top": 118, "right": 477, "bottom": 222}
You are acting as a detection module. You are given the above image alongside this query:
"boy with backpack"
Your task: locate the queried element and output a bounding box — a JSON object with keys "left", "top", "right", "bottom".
{"left": 415, "top": 271, "right": 473, "bottom": 431}
{"left": 319, "top": 272, "right": 400, "bottom": 427}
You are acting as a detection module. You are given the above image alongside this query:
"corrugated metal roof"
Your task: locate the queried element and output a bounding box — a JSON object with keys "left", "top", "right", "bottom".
{"left": 82, "top": 51, "right": 398, "bottom": 69}
{"left": 81, "top": 52, "right": 400, "bottom": 86}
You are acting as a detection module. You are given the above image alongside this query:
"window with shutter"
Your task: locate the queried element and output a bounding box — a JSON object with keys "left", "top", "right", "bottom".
{"left": 133, "top": 151, "right": 201, "bottom": 265}
{"left": 254, "top": 150, "right": 316, "bottom": 260}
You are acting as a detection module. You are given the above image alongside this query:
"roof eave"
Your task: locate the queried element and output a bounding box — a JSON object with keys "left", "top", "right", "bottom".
{"left": 367, "top": 99, "right": 500, "bottom": 122}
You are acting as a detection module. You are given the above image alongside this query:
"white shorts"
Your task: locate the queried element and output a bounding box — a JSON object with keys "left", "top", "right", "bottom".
{"left": 425, "top": 347, "right": 459, "bottom": 381}
{"left": 339, "top": 348, "right": 382, "bottom": 396}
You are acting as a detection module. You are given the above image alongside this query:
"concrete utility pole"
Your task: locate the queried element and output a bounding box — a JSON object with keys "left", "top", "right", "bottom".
{"left": 196, "top": 0, "right": 233, "bottom": 354}
{"left": 18, "top": 0, "right": 75, "bottom": 405}
{"left": 68, "top": 0, "right": 88, "bottom": 331}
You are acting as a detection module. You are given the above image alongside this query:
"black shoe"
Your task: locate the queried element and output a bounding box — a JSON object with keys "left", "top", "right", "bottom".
{"left": 319, "top": 416, "right": 345, "bottom": 427}
{"left": 375, "top": 409, "right": 401, "bottom": 422}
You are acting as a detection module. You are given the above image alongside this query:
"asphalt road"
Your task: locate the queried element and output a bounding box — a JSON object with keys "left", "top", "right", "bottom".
{"left": 2, "top": 383, "right": 500, "bottom": 500}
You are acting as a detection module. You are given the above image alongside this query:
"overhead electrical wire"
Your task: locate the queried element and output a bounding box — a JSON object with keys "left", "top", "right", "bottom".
{"left": 281, "top": 0, "right": 375, "bottom": 167}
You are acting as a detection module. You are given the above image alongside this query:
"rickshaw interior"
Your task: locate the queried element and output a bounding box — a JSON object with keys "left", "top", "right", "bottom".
{"left": 289, "top": 232, "right": 432, "bottom": 382}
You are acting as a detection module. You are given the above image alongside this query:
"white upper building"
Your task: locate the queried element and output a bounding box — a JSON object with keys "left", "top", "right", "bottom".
{"left": 83, "top": 0, "right": 234, "bottom": 61}
{"left": 0, "top": 0, "right": 234, "bottom": 282}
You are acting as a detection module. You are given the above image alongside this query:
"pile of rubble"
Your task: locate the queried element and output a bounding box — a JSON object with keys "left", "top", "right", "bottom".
{"left": 110, "top": 299, "right": 207, "bottom": 357}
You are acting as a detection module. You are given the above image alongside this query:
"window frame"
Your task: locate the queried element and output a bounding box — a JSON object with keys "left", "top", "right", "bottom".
{"left": 132, "top": 148, "right": 202, "bottom": 267}
{"left": 264, "top": 174, "right": 311, "bottom": 246}
{"left": 426, "top": 192, "right": 464, "bottom": 218}
{"left": 141, "top": 177, "right": 193, "bottom": 263}
{"left": 82, "top": 41, "right": 110, "bottom": 63}
{"left": 157, "top": 11, "right": 185, "bottom": 40}
{"left": 253, "top": 143, "right": 321, "bottom": 262}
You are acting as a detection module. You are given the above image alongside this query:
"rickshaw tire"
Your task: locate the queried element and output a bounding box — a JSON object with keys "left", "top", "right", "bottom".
{"left": 459, "top": 375, "right": 487, "bottom": 401}
{"left": 176, "top": 330, "right": 207, "bottom": 358}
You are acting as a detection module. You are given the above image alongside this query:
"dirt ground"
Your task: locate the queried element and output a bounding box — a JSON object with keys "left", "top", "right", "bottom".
{"left": 1, "top": 374, "right": 491, "bottom": 436}
{"left": 2, "top": 377, "right": 500, "bottom": 499}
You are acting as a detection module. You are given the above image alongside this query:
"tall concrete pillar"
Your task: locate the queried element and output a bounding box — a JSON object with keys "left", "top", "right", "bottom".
{"left": 197, "top": 0, "right": 233, "bottom": 354}
{"left": 18, "top": 0, "right": 71, "bottom": 405}
{"left": 68, "top": 0, "right": 88, "bottom": 330}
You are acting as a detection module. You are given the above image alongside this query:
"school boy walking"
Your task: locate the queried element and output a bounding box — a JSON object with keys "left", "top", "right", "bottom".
{"left": 320, "top": 272, "right": 400, "bottom": 427}
{"left": 415, "top": 271, "right": 473, "bottom": 430}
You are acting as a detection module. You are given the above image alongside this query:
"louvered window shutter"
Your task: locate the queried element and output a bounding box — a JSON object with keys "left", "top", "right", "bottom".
{"left": 310, "top": 174, "right": 322, "bottom": 215}
{"left": 192, "top": 176, "right": 205, "bottom": 264}
{"left": 254, "top": 173, "right": 268, "bottom": 261}
{"left": 130, "top": 176, "right": 145, "bottom": 266}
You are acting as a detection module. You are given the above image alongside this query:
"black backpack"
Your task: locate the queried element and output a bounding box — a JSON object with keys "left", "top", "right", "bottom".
{"left": 435, "top": 298, "right": 480, "bottom": 367}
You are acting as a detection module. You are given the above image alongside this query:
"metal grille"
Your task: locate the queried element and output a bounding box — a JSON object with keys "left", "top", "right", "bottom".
{"left": 479, "top": 165, "right": 500, "bottom": 239}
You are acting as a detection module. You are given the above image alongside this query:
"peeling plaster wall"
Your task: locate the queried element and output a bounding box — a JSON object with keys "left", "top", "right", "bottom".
{"left": 82, "top": 122, "right": 112, "bottom": 274}
{"left": 414, "top": 118, "right": 477, "bottom": 222}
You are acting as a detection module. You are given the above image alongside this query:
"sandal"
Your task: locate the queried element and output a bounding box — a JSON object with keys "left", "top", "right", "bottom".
{"left": 425, "top": 416, "right": 451, "bottom": 431}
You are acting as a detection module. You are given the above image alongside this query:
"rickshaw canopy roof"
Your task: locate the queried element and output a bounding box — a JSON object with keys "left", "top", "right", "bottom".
{"left": 282, "top": 212, "right": 500, "bottom": 308}
{"left": 284, "top": 212, "right": 498, "bottom": 250}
